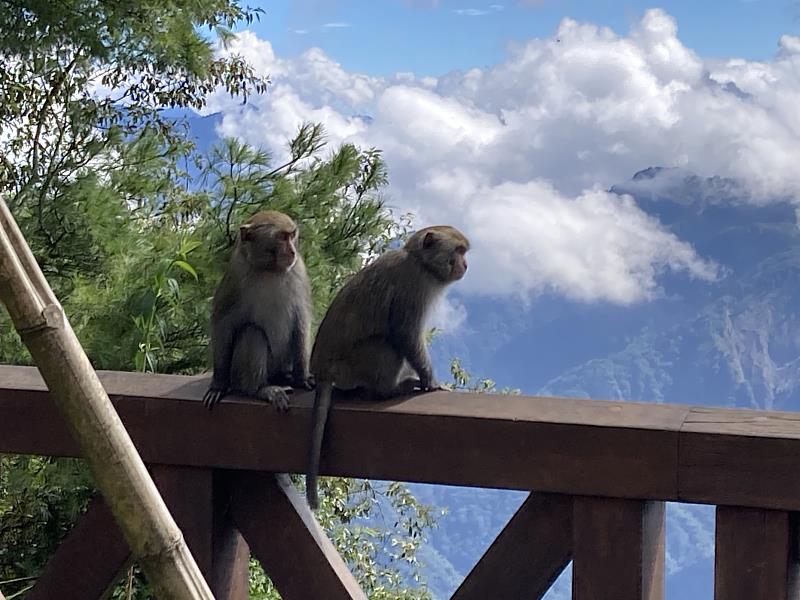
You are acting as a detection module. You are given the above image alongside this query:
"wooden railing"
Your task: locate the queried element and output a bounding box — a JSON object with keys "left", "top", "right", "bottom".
{"left": 2, "top": 364, "right": 800, "bottom": 599}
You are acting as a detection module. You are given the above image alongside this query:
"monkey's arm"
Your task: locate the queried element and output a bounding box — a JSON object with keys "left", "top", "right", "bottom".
{"left": 395, "top": 334, "right": 438, "bottom": 389}
{"left": 290, "top": 310, "right": 313, "bottom": 389}
{"left": 389, "top": 302, "right": 438, "bottom": 390}
{"left": 204, "top": 317, "right": 234, "bottom": 409}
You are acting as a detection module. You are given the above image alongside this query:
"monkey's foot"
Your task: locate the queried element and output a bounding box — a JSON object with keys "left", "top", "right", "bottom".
{"left": 203, "top": 387, "right": 227, "bottom": 410}
{"left": 257, "top": 385, "right": 292, "bottom": 412}
{"left": 421, "top": 383, "right": 447, "bottom": 392}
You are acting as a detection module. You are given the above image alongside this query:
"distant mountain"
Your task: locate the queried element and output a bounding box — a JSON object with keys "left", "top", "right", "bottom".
{"left": 546, "top": 168, "right": 800, "bottom": 409}
{"left": 422, "top": 168, "right": 800, "bottom": 598}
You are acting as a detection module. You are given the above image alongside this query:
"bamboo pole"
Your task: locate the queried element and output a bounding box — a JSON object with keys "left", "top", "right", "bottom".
{"left": 0, "top": 200, "right": 214, "bottom": 600}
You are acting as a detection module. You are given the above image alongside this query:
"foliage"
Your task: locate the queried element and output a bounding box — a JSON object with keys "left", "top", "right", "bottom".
{"left": 0, "top": 3, "right": 437, "bottom": 598}
{"left": 0, "top": 457, "right": 93, "bottom": 598}
{"left": 448, "top": 358, "right": 521, "bottom": 396}
{"left": 0, "top": 0, "right": 268, "bottom": 294}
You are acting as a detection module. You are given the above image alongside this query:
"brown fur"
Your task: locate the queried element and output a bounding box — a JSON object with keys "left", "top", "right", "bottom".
{"left": 204, "top": 211, "right": 313, "bottom": 411}
{"left": 305, "top": 225, "right": 469, "bottom": 508}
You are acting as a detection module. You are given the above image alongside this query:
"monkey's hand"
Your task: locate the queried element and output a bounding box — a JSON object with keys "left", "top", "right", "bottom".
{"left": 257, "top": 385, "right": 292, "bottom": 412}
{"left": 203, "top": 384, "right": 227, "bottom": 410}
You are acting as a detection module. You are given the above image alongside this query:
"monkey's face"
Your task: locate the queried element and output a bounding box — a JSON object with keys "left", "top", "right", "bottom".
{"left": 419, "top": 233, "right": 469, "bottom": 283}
{"left": 447, "top": 244, "right": 468, "bottom": 281}
{"left": 272, "top": 229, "right": 299, "bottom": 271}
{"left": 241, "top": 225, "right": 299, "bottom": 272}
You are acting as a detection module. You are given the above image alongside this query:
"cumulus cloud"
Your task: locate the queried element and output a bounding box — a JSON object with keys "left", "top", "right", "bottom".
{"left": 461, "top": 181, "right": 718, "bottom": 302}
{"left": 204, "top": 9, "right": 800, "bottom": 303}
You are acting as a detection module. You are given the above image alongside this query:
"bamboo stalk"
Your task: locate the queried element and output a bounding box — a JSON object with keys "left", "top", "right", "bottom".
{"left": 0, "top": 200, "right": 214, "bottom": 600}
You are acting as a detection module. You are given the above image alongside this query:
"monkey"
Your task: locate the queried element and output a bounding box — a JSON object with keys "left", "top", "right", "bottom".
{"left": 203, "top": 210, "right": 313, "bottom": 411}
{"left": 305, "top": 225, "right": 469, "bottom": 508}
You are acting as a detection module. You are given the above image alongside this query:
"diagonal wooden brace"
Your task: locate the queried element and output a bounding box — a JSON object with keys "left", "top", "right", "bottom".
{"left": 26, "top": 465, "right": 250, "bottom": 600}
{"left": 450, "top": 492, "right": 573, "bottom": 600}
{"left": 228, "top": 471, "right": 367, "bottom": 600}
{"left": 26, "top": 495, "right": 131, "bottom": 600}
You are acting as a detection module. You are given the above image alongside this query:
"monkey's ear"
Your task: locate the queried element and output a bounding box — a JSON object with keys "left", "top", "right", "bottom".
{"left": 423, "top": 231, "right": 438, "bottom": 249}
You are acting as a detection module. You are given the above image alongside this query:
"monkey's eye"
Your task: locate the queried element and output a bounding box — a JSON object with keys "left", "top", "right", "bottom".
{"left": 455, "top": 245, "right": 467, "bottom": 255}
{"left": 278, "top": 231, "right": 293, "bottom": 242}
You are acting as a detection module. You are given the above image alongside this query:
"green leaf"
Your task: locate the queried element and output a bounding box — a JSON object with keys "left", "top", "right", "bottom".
{"left": 172, "top": 260, "right": 198, "bottom": 280}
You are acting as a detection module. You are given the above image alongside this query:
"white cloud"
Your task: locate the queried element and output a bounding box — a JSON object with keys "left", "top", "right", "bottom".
{"left": 205, "top": 9, "right": 800, "bottom": 304}
{"left": 428, "top": 294, "right": 469, "bottom": 333}
{"left": 460, "top": 181, "right": 718, "bottom": 303}
{"left": 322, "top": 22, "right": 351, "bottom": 28}
{"left": 454, "top": 5, "right": 503, "bottom": 16}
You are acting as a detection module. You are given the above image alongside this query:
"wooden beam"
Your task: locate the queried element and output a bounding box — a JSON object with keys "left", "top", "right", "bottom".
{"left": 9, "top": 366, "right": 800, "bottom": 509}
{"left": 0, "top": 365, "right": 685, "bottom": 501}
{"left": 228, "top": 472, "right": 366, "bottom": 600}
{"left": 714, "top": 506, "right": 800, "bottom": 600}
{"left": 212, "top": 471, "right": 250, "bottom": 600}
{"left": 211, "top": 517, "right": 250, "bottom": 600}
{"left": 680, "top": 407, "right": 800, "bottom": 510}
{"left": 572, "top": 497, "right": 665, "bottom": 600}
{"left": 152, "top": 465, "right": 251, "bottom": 600}
{"left": 27, "top": 496, "right": 130, "bottom": 600}
{"left": 450, "top": 492, "right": 572, "bottom": 600}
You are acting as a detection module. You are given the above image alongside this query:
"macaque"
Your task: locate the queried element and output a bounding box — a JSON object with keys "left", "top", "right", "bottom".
{"left": 204, "top": 210, "right": 312, "bottom": 410}
{"left": 305, "top": 225, "right": 470, "bottom": 508}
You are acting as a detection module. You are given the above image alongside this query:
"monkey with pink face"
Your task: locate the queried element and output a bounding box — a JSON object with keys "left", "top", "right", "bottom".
{"left": 204, "top": 210, "right": 313, "bottom": 411}
{"left": 305, "top": 225, "right": 470, "bottom": 508}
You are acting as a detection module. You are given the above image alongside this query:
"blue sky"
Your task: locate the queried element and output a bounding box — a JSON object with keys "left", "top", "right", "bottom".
{"left": 243, "top": 0, "right": 798, "bottom": 76}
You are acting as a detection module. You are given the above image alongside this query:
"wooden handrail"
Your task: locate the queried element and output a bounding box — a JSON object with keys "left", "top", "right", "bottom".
{"left": 2, "top": 364, "right": 800, "bottom": 511}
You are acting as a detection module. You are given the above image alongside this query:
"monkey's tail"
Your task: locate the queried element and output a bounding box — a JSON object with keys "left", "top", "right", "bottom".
{"left": 306, "top": 380, "right": 333, "bottom": 509}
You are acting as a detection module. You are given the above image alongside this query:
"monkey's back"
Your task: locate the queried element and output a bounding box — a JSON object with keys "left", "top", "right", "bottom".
{"left": 310, "top": 249, "right": 411, "bottom": 377}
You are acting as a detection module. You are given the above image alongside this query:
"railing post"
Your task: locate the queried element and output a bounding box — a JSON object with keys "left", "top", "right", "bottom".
{"left": 572, "top": 497, "right": 665, "bottom": 600}
{"left": 715, "top": 506, "right": 800, "bottom": 600}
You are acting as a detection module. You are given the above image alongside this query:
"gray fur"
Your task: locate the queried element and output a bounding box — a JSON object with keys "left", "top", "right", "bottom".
{"left": 306, "top": 225, "right": 469, "bottom": 508}
{"left": 204, "top": 212, "right": 313, "bottom": 410}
